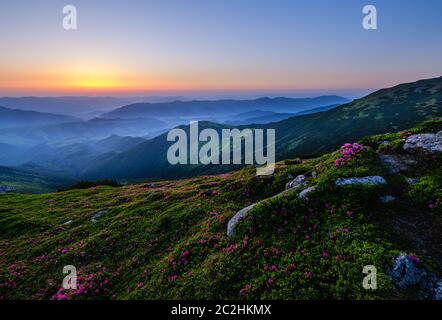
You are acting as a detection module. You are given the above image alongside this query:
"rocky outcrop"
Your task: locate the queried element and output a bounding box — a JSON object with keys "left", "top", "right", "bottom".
{"left": 227, "top": 204, "right": 256, "bottom": 237}
{"left": 390, "top": 254, "right": 442, "bottom": 299}
{"left": 61, "top": 220, "right": 73, "bottom": 226}
{"left": 227, "top": 183, "right": 317, "bottom": 236}
{"left": 91, "top": 210, "right": 109, "bottom": 223}
{"left": 378, "top": 154, "right": 417, "bottom": 174}
{"left": 285, "top": 174, "right": 306, "bottom": 191}
{"left": 403, "top": 131, "right": 442, "bottom": 155}
{"left": 379, "top": 195, "right": 396, "bottom": 203}
{"left": 298, "top": 186, "right": 316, "bottom": 201}
{"left": 406, "top": 178, "right": 419, "bottom": 185}
{"left": 228, "top": 174, "right": 389, "bottom": 237}
{"left": 335, "top": 176, "right": 387, "bottom": 187}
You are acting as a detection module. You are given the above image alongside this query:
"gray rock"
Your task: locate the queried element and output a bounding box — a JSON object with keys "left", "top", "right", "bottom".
{"left": 61, "top": 220, "right": 73, "bottom": 226}
{"left": 378, "top": 154, "right": 417, "bottom": 174}
{"left": 390, "top": 254, "right": 423, "bottom": 288}
{"left": 436, "top": 280, "right": 442, "bottom": 300}
{"left": 335, "top": 176, "right": 387, "bottom": 187}
{"left": 311, "top": 171, "right": 318, "bottom": 178}
{"left": 403, "top": 131, "right": 442, "bottom": 155}
{"left": 91, "top": 210, "right": 109, "bottom": 223}
{"left": 380, "top": 195, "right": 396, "bottom": 203}
{"left": 298, "top": 186, "right": 316, "bottom": 201}
{"left": 227, "top": 204, "right": 256, "bottom": 237}
{"left": 406, "top": 178, "right": 419, "bottom": 186}
{"left": 227, "top": 182, "right": 318, "bottom": 236}
{"left": 227, "top": 182, "right": 314, "bottom": 236}
{"left": 285, "top": 174, "right": 306, "bottom": 191}
{"left": 390, "top": 254, "right": 442, "bottom": 299}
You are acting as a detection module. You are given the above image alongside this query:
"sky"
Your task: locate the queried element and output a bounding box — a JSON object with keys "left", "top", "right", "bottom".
{"left": 0, "top": 0, "right": 442, "bottom": 98}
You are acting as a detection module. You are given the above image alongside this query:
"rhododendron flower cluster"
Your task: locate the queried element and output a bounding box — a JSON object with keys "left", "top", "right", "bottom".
{"left": 59, "top": 247, "right": 74, "bottom": 255}
{"left": 408, "top": 255, "right": 422, "bottom": 264}
{"left": 239, "top": 284, "right": 252, "bottom": 296}
{"left": 223, "top": 243, "right": 240, "bottom": 253}
{"left": 168, "top": 275, "right": 178, "bottom": 282}
{"left": 51, "top": 269, "right": 111, "bottom": 300}
{"left": 427, "top": 198, "right": 441, "bottom": 210}
{"left": 32, "top": 254, "right": 47, "bottom": 264}
{"left": 8, "top": 262, "right": 27, "bottom": 278}
{"left": 334, "top": 143, "right": 364, "bottom": 167}
{"left": 179, "top": 250, "right": 190, "bottom": 265}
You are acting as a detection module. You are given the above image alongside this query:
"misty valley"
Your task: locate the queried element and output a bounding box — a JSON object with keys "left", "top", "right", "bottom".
{"left": 0, "top": 95, "right": 348, "bottom": 192}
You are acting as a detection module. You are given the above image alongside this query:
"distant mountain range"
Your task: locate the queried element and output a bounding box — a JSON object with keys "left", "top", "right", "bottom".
{"left": 0, "top": 96, "right": 185, "bottom": 118}
{"left": 224, "top": 104, "right": 340, "bottom": 125}
{"left": 82, "top": 76, "right": 442, "bottom": 180}
{"left": 0, "top": 100, "right": 348, "bottom": 181}
{"left": 224, "top": 110, "right": 294, "bottom": 125}
{"left": 0, "top": 117, "right": 166, "bottom": 146}
{"left": 101, "top": 96, "right": 350, "bottom": 120}
{"left": 0, "top": 96, "right": 349, "bottom": 146}
{"left": 0, "top": 106, "right": 77, "bottom": 129}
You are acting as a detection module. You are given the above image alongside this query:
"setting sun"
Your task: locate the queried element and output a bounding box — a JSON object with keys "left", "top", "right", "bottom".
{"left": 69, "top": 77, "right": 123, "bottom": 90}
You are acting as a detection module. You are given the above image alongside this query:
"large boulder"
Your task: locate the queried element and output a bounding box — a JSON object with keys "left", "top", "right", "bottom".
{"left": 227, "top": 182, "right": 317, "bottom": 236}
{"left": 403, "top": 131, "right": 442, "bottom": 155}
{"left": 285, "top": 174, "right": 306, "bottom": 191}
{"left": 390, "top": 254, "right": 442, "bottom": 299}
{"left": 405, "top": 177, "right": 419, "bottom": 186}
{"left": 298, "top": 186, "right": 316, "bottom": 201}
{"left": 335, "top": 176, "right": 387, "bottom": 187}
{"left": 61, "top": 220, "right": 73, "bottom": 226}
{"left": 378, "top": 154, "right": 417, "bottom": 174}
{"left": 227, "top": 204, "right": 256, "bottom": 237}
{"left": 91, "top": 209, "right": 109, "bottom": 223}
{"left": 379, "top": 195, "right": 396, "bottom": 203}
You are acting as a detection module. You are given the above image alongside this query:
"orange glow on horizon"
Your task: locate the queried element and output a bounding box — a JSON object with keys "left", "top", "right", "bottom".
{"left": 1, "top": 73, "right": 380, "bottom": 94}
{"left": 0, "top": 62, "right": 425, "bottom": 96}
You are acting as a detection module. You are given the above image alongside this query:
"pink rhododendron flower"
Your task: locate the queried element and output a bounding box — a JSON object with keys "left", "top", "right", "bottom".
{"left": 334, "top": 143, "right": 364, "bottom": 167}
{"left": 240, "top": 284, "right": 252, "bottom": 295}
{"left": 408, "top": 255, "right": 422, "bottom": 264}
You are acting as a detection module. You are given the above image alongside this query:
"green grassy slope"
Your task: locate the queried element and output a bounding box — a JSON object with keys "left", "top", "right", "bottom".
{"left": 1, "top": 119, "right": 441, "bottom": 300}
{"left": 0, "top": 166, "right": 72, "bottom": 194}
{"left": 272, "top": 76, "right": 442, "bottom": 159}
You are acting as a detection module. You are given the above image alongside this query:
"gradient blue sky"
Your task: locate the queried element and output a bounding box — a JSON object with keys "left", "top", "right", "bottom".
{"left": 0, "top": 0, "right": 441, "bottom": 98}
